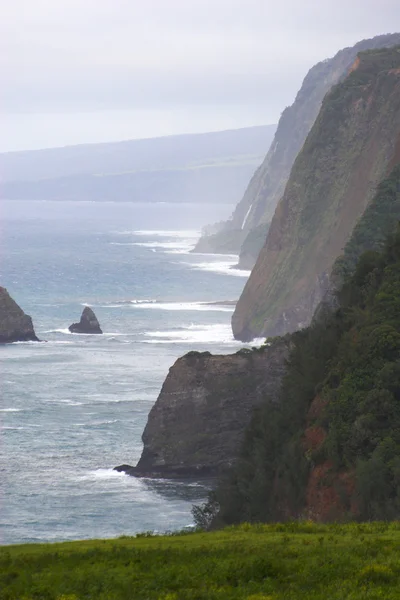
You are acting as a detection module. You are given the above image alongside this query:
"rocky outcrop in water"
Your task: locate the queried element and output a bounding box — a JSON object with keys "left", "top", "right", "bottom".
{"left": 0, "top": 287, "right": 39, "bottom": 343}
{"left": 194, "top": 33, "right": 400, "bottom": 268}
{"left": 115, "top": 340, "right": 288, "bottom": 478}
{"left": 233, "top": 45, "right": 400, "bottom": 341}
{"left": 69, "top": 307, "right": 102, "bottom": 334}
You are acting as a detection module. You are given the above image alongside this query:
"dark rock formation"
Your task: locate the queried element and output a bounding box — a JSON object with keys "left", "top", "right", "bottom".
{"left": 69, "top": 307, "right": 102, "bottom": 334}
{"left": 116, "top": 340, "right": 288, "bottom": 478}
{"left": 0, "top": 287, "right": 39, "bottom": 343}
{"left": 194, "top": 33, "right": 400, "bottom": 268}
{"left": 191, "top": 229, "right": 243, "bottom": 255}
{"left": 233, "top": 45, "right": 400, "bottom": 341}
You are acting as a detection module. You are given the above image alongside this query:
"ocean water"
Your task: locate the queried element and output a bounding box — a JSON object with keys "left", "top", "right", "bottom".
{"left": 0, "top": 201, "right": 254, "bottom": 545}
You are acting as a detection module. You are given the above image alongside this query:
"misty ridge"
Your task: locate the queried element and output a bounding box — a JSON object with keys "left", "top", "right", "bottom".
{"left": 0, "top": 125, "right": 276, "bottom": 204}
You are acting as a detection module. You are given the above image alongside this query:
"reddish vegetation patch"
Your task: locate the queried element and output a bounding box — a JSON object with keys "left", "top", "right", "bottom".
{"left": 302, "top": 395, "right": 358, "bottom": 520}
{"left": 304, "top": 425, "right": 326, "bottom": 452}
{"left": 305, "top": 461, "right": 336, "bottom": 520}
{"left": 303, "top": 396, "right": 327, "bottom": 462}
{"left": 349, "top": 56, "right": 360, "bottom": 73}
{"left": 389, "top": 68, "right": 400, "bottom": 75}
{"left": 304, "top": 462, "right": 357, "bottom": 521}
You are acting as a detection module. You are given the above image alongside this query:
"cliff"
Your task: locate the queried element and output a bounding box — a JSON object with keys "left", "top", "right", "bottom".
{"left": 193, "top": 33, "right": 400, "bottom": 268}
{"left": 0, "top": 287, "right": 39, "bottom": 343}
{"left": 116, "top": 341, "right": 288, "bottom": 478}
{"left": 233, "top": 45, "right": 400, "bottom": 341}
{"left": 207, "top": 226, "right": 400, "bottom": 525}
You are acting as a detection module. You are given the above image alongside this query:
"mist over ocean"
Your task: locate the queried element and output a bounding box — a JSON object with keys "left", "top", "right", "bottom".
{"left": 0, "top": 200, "right": 253, "bottom": 544}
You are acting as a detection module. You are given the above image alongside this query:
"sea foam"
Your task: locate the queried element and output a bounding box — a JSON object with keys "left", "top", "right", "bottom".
{"left": 143, "top": 323, "right": 242, "bottom": 345}
{"left": 179, "top": 259, "right": 251, "bottom": 277}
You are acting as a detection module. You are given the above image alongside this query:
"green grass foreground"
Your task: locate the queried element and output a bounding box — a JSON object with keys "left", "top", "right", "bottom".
{"left": 2, "top": 522, "right": 400, "bottom": 600}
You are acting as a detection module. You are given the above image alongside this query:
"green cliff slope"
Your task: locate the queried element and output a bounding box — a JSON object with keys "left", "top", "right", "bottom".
{"left": 232, "top": 46, "right": 400, "bottom": 341}
{"left": 207, "top": 223, "right": 400, "bottom": 526}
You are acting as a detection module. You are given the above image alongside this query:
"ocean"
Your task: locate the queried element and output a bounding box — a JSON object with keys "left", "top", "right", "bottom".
{"left": 0, "top": 200, "right": 253, "bottom": 545}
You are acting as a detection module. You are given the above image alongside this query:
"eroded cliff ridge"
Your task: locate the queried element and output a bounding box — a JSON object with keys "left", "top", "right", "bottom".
{"left": 193, "top": 33, "right": 400, "bottom": 269}
{"left": 116, "top": 340, "right": 288, "bottom": 478}
{"left": 0, "top": 287, "right": 39, "bottom": 343}
{"left": 233, "top": 46, "right": 400, "bottom": 341}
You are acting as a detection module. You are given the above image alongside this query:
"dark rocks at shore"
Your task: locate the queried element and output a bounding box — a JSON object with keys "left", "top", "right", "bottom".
{"left": 114, "top": 463, "right": 217, "bottom": 480}
{"left": 0, "top": 287, "right": 39, "bottom": 343}
{"left": 69, "top": 307, "right": 102, "bottom": 334}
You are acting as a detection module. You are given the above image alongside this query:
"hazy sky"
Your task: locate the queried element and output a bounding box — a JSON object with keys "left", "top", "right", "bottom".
{"left": 1, "top": 0, "right": 399, "bottom": 151}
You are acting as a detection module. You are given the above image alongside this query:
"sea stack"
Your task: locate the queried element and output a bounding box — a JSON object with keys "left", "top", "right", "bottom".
{"left": 0, "top": 287, "right": 39, "bottom": 343}
{"left": 69, "top": 307, "right": 102, "bottom": 334}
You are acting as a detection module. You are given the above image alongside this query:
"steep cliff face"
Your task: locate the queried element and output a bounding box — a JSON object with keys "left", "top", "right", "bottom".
{"left": 0, "top": 287, "right": 39, "bottom": 343}
{"left": 194, "top": 33, "right": 400, "bottom": 267}
{"left": 233, "top": 46, "right": 400, "bottom": 341}
{"left": 116, "top": 341, "right": 288, "bottom": 478}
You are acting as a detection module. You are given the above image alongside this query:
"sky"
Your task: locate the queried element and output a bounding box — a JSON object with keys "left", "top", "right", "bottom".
{"left": 1, "top": 0, "right": 399, "bottom": 151}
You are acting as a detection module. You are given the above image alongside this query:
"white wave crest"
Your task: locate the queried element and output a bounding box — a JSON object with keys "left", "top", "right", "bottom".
{"left": 79, "top": 468, "right": 129, "bottom": 481}
{"left": 44, "top": 328, "right": 72, "bottom": 334}
{"left": 180, "top": 259, "right": 251, "bottom": 277}
{"left": 44, "top": 329, "right": 123, "bottom": 337}
{"left": 134, "top": 301, "right": 234, "bottom": 312}
{"left": 58, "top": 400, "right": 84, "bottom": 406}
{"left": 74, "top": 419, "right": 120, "bottom": 427}
{"left": 0, "top": 408, "right": 22, "bottom": 412}
{"left": 131, "top": 240, "right": 196, "bottom": 253}
{"left": 143, "top": 323, "right": 242, "bottom": 345}
{"left": 98, "top": 299, "right": 234, "bottom": 312}
{"left": 143, "top": 324, "right": 266, "bottom": 346}
{"left": 111, "top": 229, "right": 200, "bottom": 254}
{"left": 119, "top": 229, "right": 200, "bottom": 238}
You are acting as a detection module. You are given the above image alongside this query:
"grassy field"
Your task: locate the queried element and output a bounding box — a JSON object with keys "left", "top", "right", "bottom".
{"left": 2, "top": 522, "right": 400, "bottom": 599}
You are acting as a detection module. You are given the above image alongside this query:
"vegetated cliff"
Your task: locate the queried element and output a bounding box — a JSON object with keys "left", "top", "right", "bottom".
{"left": 201, "top": 224, "right": 400, "bottom": 526}
{"left": 0, "top": 287, "right": 38, "bottom": 343}
{"left": 233, "top": 46, "right": 400, "bottom": 341}
{"left": 116, "top": 341, "right": 288, "bottom": 478}
{"left": 193, "top": 33, "right": 400, "bottom": 268}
